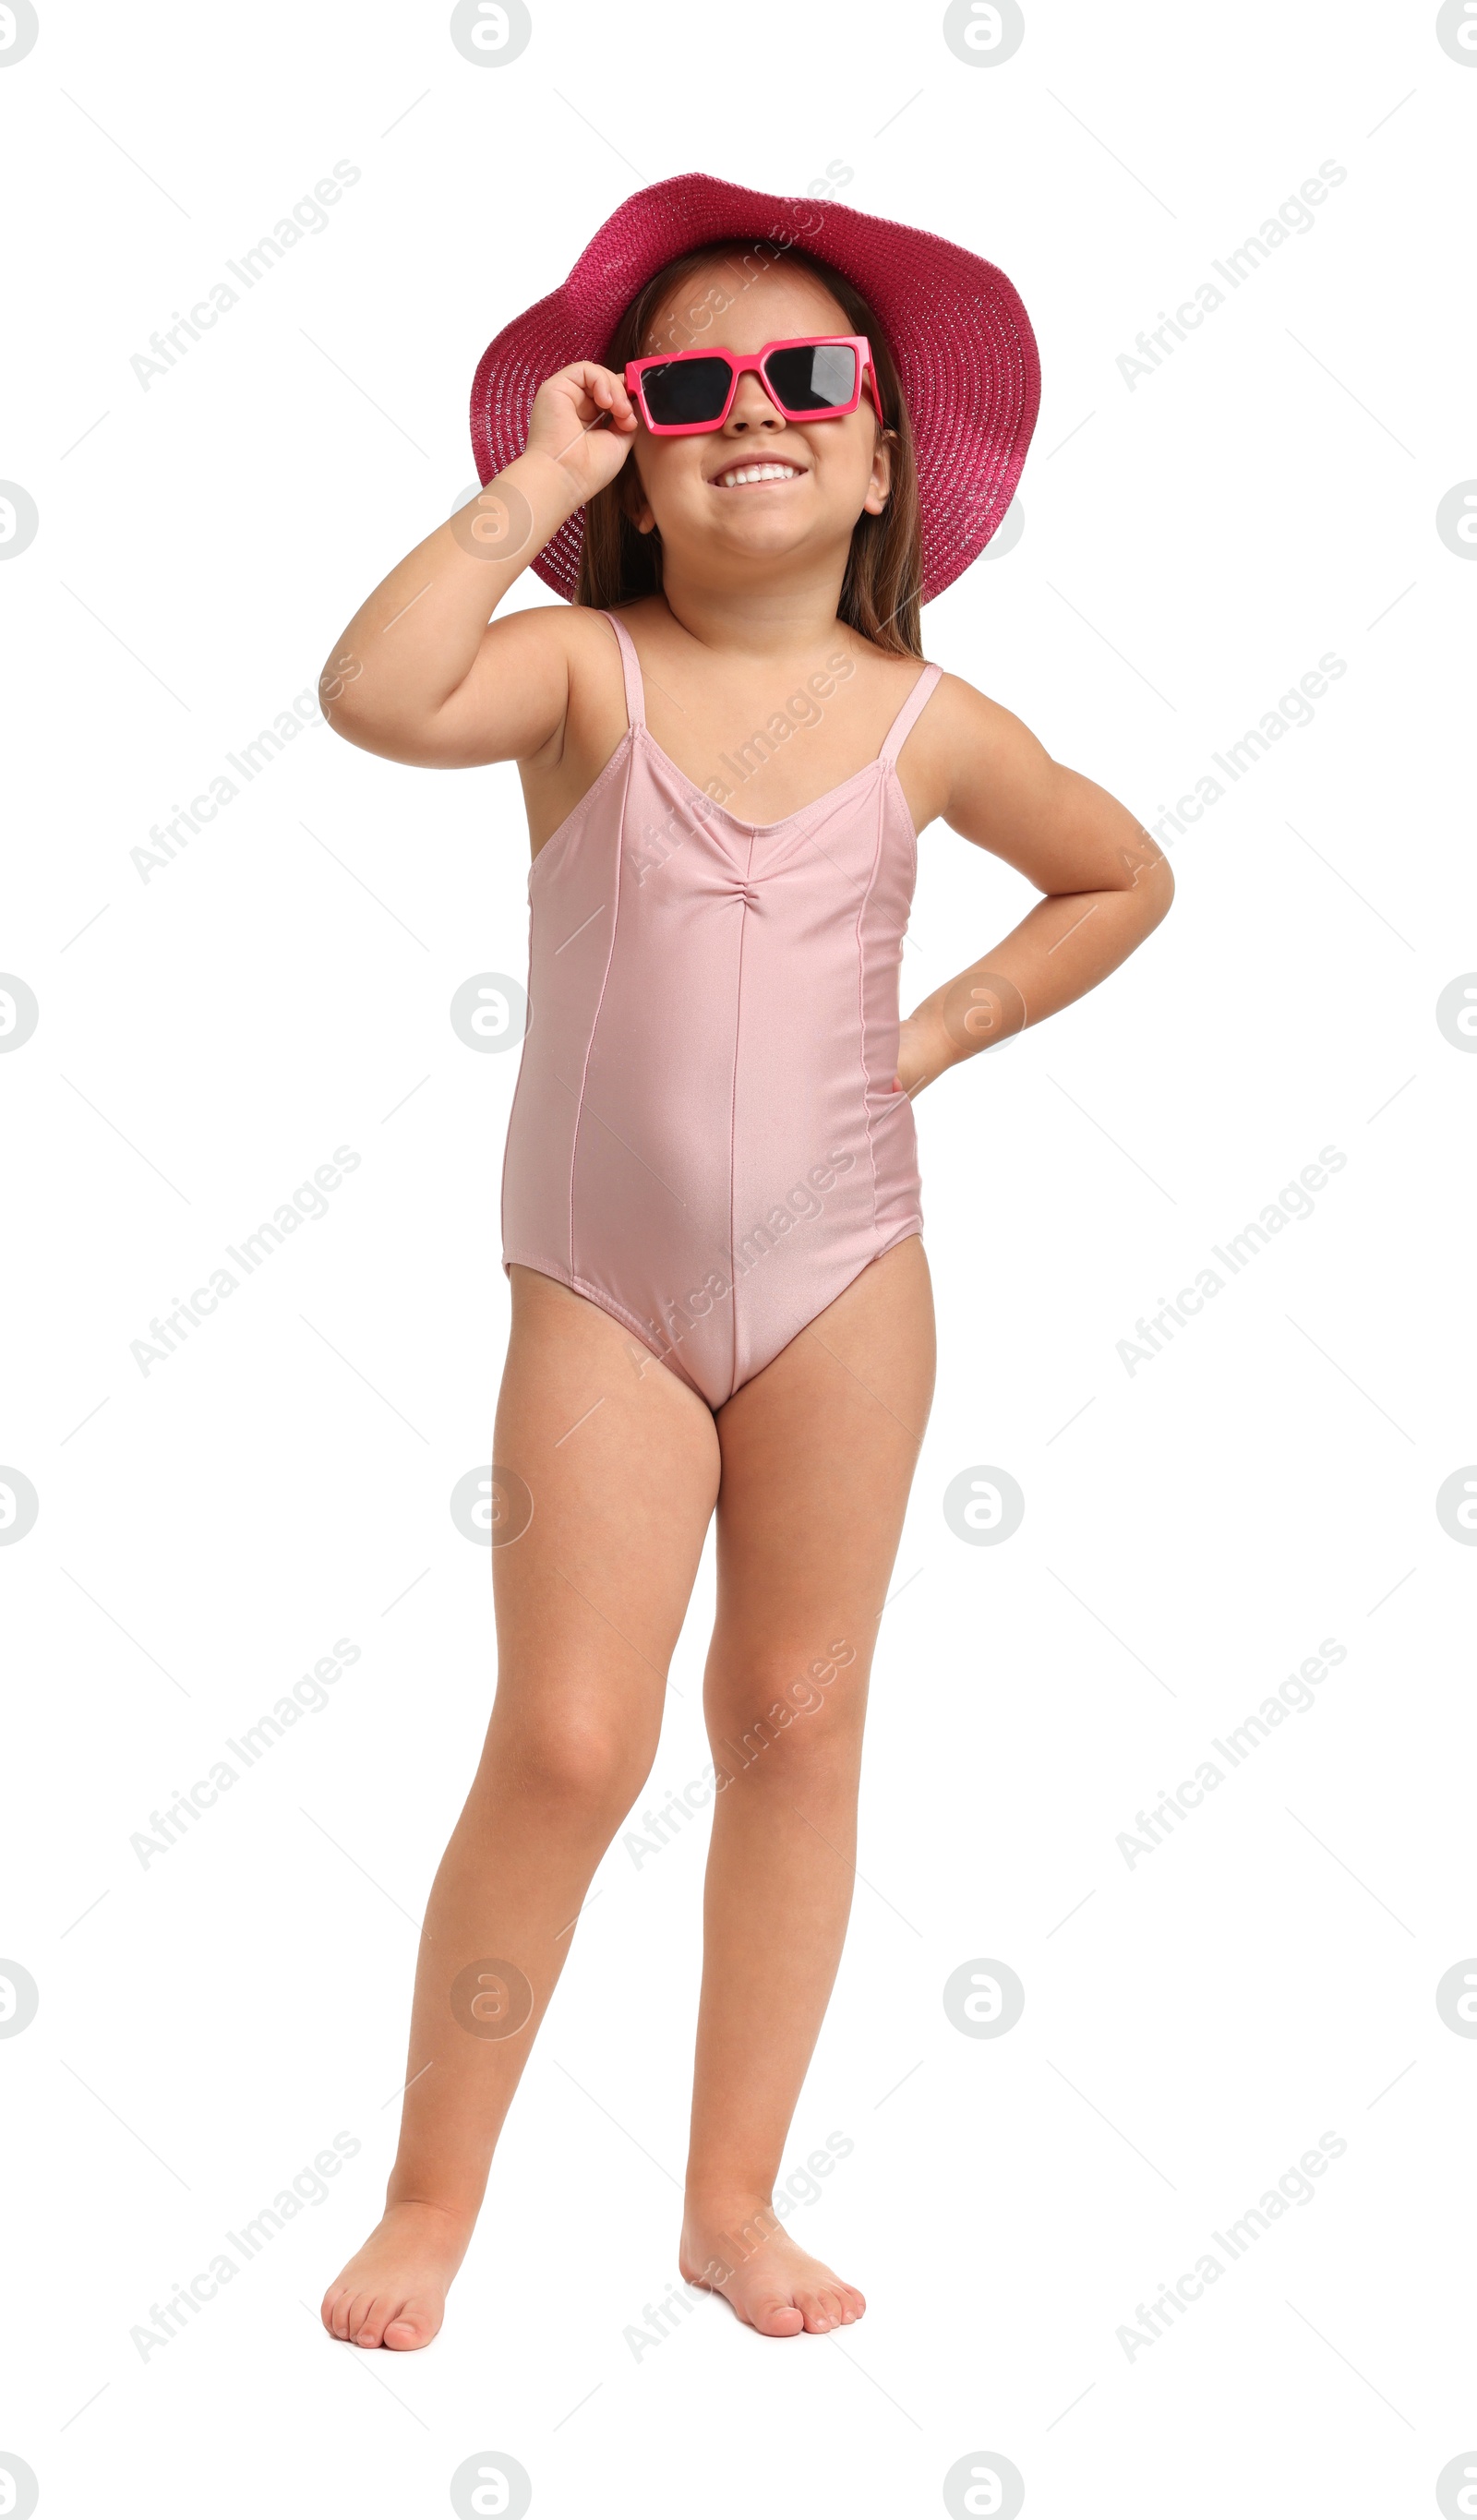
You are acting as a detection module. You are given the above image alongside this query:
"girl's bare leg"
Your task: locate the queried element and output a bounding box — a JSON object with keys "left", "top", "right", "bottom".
{"left": 321, "top": 1265, "right": 719, "bottom": 2348}
{"left": 678, "top": 1232, "right": 936, "bottom": 2335}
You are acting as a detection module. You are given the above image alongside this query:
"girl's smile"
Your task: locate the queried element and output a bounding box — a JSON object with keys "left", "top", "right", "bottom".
{"left": 708, "top": 460, "right": 808, "bottom": 488}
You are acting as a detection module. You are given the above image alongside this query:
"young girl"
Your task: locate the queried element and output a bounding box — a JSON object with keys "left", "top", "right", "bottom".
{"left": 317, "top": 174, "right": 1171, "bottom": 2352}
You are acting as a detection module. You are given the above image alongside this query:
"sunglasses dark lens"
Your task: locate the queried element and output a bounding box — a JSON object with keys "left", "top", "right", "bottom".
{"left": 764, "top": 343, "right": 859, "bottom": 413}
{"left": 639, "top": 356, "right": 733, "bottom": 426}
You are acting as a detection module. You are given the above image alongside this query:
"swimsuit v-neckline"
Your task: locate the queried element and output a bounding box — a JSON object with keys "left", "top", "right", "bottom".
{"left": 630, "top": 719, "right": 895, "bottom": 836}
{"left": 606, "top": 606, "right": 940, "bottom": 834}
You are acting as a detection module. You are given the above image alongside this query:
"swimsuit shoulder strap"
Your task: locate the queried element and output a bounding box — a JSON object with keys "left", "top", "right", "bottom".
{"left": 878, "top": 660, "right": 943, "bottom": 766}
{"left": 600, "top": 608, "right": 646, "bottom": 732}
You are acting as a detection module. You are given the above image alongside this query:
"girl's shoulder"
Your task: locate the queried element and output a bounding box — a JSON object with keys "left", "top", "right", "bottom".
{"left": 524, "top": 598, "right": 638, "bottom": 730}
{"left": 891, "top": 663, "right": 1053, "bottom": 842}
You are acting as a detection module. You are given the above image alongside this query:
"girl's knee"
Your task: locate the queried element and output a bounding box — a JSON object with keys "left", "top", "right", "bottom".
{"left": 707, "top": 1645, "right": 867, "bottom": 1782}
{"left": 492, "top": 1705, "right": 656, "bottom": 1826}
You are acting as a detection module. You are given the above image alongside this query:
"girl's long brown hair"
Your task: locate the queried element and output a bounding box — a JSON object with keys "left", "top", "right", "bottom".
{"left": 573, "top": 237, "right": 924, "bottom": 658}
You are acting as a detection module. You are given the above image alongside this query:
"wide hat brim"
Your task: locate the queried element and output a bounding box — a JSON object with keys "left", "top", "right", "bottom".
{"left": 469, "top": 172, "right": 1040, "bottom": 607}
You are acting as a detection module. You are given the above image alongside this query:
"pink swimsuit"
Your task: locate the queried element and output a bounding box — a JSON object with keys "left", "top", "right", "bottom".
{"left": 500, "top": 608, "right": 943, "bottom": 1410}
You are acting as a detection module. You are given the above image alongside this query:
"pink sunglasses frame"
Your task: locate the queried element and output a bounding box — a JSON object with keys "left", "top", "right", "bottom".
{"left": 622, "top": 333, "right": 886, "bottom": 436}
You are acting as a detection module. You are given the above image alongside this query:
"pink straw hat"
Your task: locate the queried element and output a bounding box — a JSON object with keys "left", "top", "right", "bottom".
{"left": 469, "top": 172, "right": 1040, "bottom": 606}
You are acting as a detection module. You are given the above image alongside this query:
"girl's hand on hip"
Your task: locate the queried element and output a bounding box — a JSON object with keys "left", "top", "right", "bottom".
{"left": 887, "top": 1008, "right": 953, "bottom": 1098}
{"left": 525, "top": 363, "right": 640, "bottom": 505}
{"left": 892, "top": 1012, "right": 945, "bottom": 1099}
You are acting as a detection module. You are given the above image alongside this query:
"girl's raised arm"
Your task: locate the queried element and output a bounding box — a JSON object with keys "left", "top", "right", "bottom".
{"left": 317, "top": 363, "right": 639, "bottom": 772}
{"left": 898, "top": 675, "right": 1174, "bottom": 1094}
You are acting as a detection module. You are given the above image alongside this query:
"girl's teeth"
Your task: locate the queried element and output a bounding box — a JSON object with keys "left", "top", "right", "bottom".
{"left": 717, "top": 465, "right": 797, "bottom": 486}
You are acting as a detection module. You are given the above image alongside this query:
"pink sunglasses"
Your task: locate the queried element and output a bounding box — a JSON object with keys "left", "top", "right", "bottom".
{"left": 623, "top": 334, "right": 886, "bottom": 435}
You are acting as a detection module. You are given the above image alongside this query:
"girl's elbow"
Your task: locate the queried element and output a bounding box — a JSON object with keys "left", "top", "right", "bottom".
{"left": 1138, "top": 851, "right": 1175, "bottom": 930}
{"left": 318, "top": 649, "right": 370, "bottom": 745}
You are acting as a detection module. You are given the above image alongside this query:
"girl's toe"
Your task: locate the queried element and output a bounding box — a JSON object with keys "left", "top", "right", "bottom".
{"left": 383, "top": 2297, "right": 437, "bottom": 2349}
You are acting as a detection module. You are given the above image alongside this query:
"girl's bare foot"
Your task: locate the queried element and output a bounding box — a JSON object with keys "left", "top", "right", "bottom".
{"left": 319, "top": 2202, "right": 472, "bottom": 2350}
{"left": 679, "top": 2200, "right": 866, "bottom": 2338}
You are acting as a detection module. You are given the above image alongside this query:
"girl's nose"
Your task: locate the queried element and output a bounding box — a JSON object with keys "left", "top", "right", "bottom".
{"left": 726, "top": 369, "right": 788, "bottom": 431}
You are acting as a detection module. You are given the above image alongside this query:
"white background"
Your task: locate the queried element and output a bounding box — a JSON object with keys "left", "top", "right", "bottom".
{"left": 4, "top": 2, "right": 1475, "bottom": 2514}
